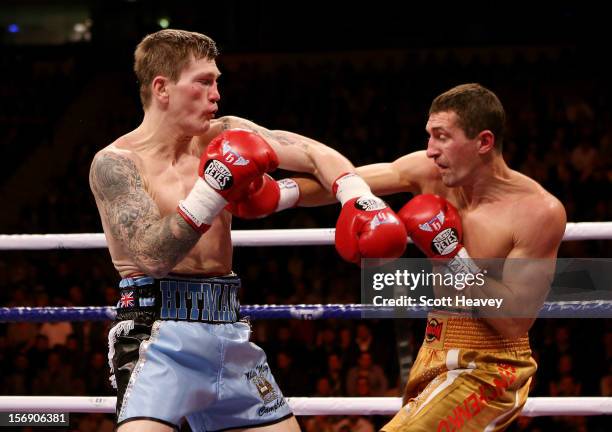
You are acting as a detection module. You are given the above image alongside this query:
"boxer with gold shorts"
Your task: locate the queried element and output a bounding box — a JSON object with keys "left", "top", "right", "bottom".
{"left": 382, "top": 313, "right": 536, "bottom": 432}
{"left": 297, "top": 84, "right": 567, "bottom": 431}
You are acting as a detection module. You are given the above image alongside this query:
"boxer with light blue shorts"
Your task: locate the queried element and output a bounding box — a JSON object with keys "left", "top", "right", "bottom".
{"left": 110, "top": 274, "right": 292, "bottom": 431}
{"left": 89, "top": 28, "right": 380, "bottom": 431}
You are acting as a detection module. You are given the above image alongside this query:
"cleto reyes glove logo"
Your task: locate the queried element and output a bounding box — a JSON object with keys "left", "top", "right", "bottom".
{"left": 431, "top": 228, "right": 459, "bottom": 255}
{"left": 354, "top": 196, "right": 387, "bottom": 212}
{"left": 204, "top": 159, "right": 234, "bottom": 190}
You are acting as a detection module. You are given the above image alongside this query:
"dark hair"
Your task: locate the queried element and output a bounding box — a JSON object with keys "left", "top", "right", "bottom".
{"left": 430, "top": 83, "right": 505, "bottom": 150}
{"left": 134, "top": 29, "right": 219, "bottom": 108}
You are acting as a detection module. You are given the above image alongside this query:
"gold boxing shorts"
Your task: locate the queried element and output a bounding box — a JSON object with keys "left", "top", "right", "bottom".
{"left": 382, "top": 313, "right": 536, "bottom": 432}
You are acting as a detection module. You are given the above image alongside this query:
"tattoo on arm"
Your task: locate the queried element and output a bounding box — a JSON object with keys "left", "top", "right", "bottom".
{"left": 221, "top": 116, "right": 308, "bottom": 150}
{"left": 89, "top": 152, "right": 201, "bottom": 276}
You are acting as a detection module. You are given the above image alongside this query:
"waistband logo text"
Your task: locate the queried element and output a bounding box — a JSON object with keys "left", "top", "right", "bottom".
{"left": 159, "top": 281, "right": 240, "bottom": 322}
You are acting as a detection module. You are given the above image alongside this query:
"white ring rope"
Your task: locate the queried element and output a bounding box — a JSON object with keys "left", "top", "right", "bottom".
{"left": 0, "top": 222, "right": 610, "bottom": 250}
{"left": 0, "top": 396, "right": 609, "bottom": 416}
{"left": 1, "top": 225, "right": 610, "bottom": 419}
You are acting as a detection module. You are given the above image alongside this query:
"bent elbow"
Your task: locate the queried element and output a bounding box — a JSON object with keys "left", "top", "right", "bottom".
{"left": 486, "top": 317, "right": 532, "bottom": 340}
{"left": 499, "top": 319, "right": 532, "bottom": 340}
{"left": 300, "top": 139, "right": 333, "bottom": 174}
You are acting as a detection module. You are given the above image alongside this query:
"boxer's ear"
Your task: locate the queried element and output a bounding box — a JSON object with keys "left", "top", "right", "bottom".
{"left": 151, "top": 76, "right": 169, "bottom": 104}
{"left": 476, "top": 130, "right": 495, "bottom": 154}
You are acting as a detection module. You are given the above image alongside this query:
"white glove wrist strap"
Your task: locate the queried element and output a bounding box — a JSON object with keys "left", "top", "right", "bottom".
{"left": 276, "top": 179, "right": 300, "bottom": 212}
{"left": 445, "top": 247, "right": 482, "bottom": 290}
{"left": 178, "top": 177, "right": 227, "bottom": 227}
{"left": 334, "top": 173, "right": 372, "bottom": 206}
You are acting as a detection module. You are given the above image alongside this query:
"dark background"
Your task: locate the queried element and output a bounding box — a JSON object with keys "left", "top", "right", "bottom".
{"left": 0, "top": 1, "right": 610, "bottom": 431}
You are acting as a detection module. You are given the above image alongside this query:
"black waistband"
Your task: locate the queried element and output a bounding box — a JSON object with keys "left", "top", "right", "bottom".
{"left": 116, "top": 274, "right": 241, "bottom": 324}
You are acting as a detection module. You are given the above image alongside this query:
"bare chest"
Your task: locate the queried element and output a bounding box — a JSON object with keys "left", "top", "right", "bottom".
{"left": 457, "top": 205, "right": 515, "bottom": 259}
{"left": 423, "top": 182, "right": 516, "bottom": 258}
{"left": 143, "top": 160, "right": 199, "bottom": 216}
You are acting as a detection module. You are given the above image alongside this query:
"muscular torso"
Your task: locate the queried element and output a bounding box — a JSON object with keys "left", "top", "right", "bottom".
{"left": 425, "top": 187, "right": 515, "bottom": 260}
{"left": 411, "top": 153, "right": 555, "bottom": 285}
{"left": 417, "top": 161, "right": 536, "bottom": 261}
{"left": 97, "top": 121, "right": 233, "bottom": 278}
{"left": 405, "top": 152, "right": 564, "bottom": 336}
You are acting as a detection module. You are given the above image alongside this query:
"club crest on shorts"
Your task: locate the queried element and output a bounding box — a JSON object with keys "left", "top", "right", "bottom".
{"left": 355, "top": 196, "right": 386, "bottom": 211}
{"left": 425, "top": 318, "right": 443, "bottom": 342}
{"left": 418, "top": 211, "right": 445, "bottom": 232}
{"left": 252, "top": 376, "right": 277, "bottom": 404}
{"left": 204, "top": 159, "right": 233, "bottom": 190}
{"left": 246, "top": 364, "right": 278, "bottom": 404}
{"left": 431, "top": 228, "right": 458, "bottom": 255}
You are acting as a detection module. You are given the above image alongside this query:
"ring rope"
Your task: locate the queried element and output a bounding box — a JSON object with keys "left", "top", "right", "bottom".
{"left": 0, "top": 222, "right": 611, "bottom": 250}
{"left": 2, "top": 301, "right": 612, "bottom": 322}
{"left": 2, "top": 226, "right": 610, "bottom": 420}
{"left": 0, "top": 396, "right": 609, "bottom": 416}
{"left": 2, "top": 228, "right": 610, "bottom": 419}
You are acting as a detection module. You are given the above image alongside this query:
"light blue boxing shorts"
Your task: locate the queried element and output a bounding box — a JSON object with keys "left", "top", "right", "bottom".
{"left": 108, "top": 274, "right": 293, "bottom": 431}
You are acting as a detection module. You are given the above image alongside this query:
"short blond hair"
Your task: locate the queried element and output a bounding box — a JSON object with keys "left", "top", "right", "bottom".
{"left": 134, "top": 29, "right": 218, "bottom": 108}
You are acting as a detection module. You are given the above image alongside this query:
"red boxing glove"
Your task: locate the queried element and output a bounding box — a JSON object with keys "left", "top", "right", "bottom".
{"left": 398, "top": 194, "right": 463, "bottom": 258}
{"left": 398, "top": 194, "right": 480, "bottom": 278}
{"left": 333, "top": 173, "right": 407, "bottom": 265}
{"left": 227, "top": 175, "right": 300, "bottom": 219}
{"left": 178, "top": 129, "right": 279, "bottom": 232}
{"left": 201, "top": 129, "right": 279, "bottom": 201}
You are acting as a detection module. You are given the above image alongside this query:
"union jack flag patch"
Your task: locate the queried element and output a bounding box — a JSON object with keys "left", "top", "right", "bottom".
{"left": 119, "top": 291, "right": 135, "bottom": 308}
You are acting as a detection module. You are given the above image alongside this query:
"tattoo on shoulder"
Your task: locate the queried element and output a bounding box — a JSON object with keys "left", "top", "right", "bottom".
{"left": 90, "top": 152, "right": 201, "bottom": 272}
{"left": 89, "top": 152, "right": 156, "bottom": 239}
{"left": 90, "top": 152, "right": 142, "bottom": 202}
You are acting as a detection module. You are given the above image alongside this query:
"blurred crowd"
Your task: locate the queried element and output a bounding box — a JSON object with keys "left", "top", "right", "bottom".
{"left": 0, "top": 41, "right": 610, "bottom": 431}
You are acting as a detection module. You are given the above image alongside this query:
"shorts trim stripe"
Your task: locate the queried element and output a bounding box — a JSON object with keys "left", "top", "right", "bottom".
{"left": 445, "top": 348, "right": 460, "bottom": 370}
{"left": 208, "top": 412, "right": 295, "bottom": 432}
{"left": 411, "top": 367, "right": 470, "bottom": 418}
{"left": 484, "top": 378, "right": 524, "bottom": 432}
{"left": 118, "top": 320, "right": 162, "bottom": 421}
{"left": 116, "top": 416, "right": 179, "bottom": 431}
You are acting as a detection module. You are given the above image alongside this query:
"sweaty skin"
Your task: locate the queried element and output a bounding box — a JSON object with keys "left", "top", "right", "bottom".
{"left": 295, "top": 110, "right": 567, "bottom": 338}
{"left": 90, "top": 55, "right": 359, "bottom": 432}
{"left": 89, "top": 57, "right": 357, "bottom": 281}
{"left": 89, "top": 134, "right": 231, "bottom": 278}
{"left": 90, "top": 118, "right": 352, "bottom": 278}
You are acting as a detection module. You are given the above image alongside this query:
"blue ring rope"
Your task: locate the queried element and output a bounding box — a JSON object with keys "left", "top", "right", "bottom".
{"left": 1, "top": 301, "right": 612, "bottom": 322}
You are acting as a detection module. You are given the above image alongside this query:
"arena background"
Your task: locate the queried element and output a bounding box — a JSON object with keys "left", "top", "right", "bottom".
{"left": 0, "top": 1, "right": 610, "bottom": 431}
